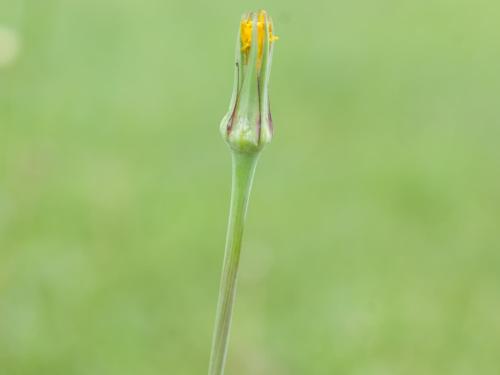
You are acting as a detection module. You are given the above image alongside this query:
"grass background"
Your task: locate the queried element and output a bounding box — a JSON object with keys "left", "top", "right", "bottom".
{"left": 1, "top": 0, "right": 500, "bottom": 374}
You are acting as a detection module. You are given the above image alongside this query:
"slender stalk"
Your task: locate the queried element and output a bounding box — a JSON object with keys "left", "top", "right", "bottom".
{"left": 208, "top": 151, "right": 259, "bottom": 375}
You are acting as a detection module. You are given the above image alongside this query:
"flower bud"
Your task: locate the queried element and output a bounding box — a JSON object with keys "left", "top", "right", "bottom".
{"left": 220, "top": 10, "right": 278, "bottom": 153}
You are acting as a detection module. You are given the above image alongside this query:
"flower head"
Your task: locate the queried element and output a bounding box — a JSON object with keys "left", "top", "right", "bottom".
{"left": 220, "top": 10, "right": 278, "bottom": 153}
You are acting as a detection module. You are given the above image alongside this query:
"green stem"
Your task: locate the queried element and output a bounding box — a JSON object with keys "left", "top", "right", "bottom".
{"left": 208, "top": 151, "right": 260, "bottom": 375}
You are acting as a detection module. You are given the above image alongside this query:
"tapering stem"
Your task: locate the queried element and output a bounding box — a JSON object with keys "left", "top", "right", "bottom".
{"left": 208, "top": 151, "right": 259, "bottom": 375}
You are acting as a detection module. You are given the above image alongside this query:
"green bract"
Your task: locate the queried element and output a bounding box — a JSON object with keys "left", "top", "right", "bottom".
{"left": 220, "top": 11, "right": 277, "bottom": 153}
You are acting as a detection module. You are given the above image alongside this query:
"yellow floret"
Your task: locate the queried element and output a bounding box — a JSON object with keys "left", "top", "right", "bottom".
{"left": 240, "top": 10, "right": 278, "bottom": 65}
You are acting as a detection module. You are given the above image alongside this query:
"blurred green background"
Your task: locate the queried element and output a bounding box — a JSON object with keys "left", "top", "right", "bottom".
{"left": 1, "top": 0, "right": 500, "bottom": 374}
